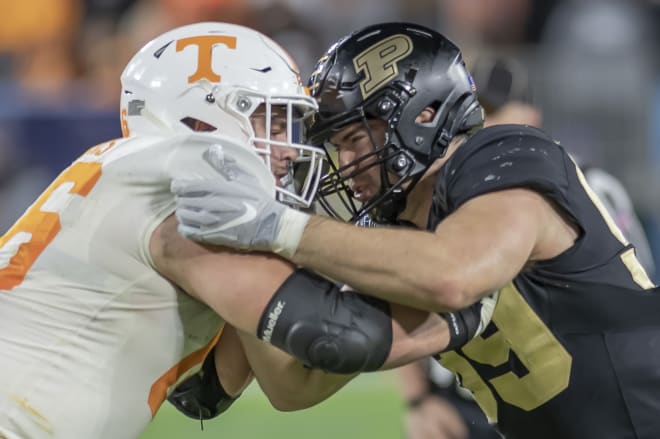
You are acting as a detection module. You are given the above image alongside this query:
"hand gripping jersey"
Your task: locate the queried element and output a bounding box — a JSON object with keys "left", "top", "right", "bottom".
{"left": 431, "top": 125, "right": 659, "bottom": 439}
{"left": 0, "top": 134, "right": 272, "bottom": 439}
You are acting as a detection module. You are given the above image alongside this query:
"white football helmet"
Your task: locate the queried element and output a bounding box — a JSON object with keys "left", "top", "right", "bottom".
{"left": 120, "top": 22, "right": 324, "bottom": 208}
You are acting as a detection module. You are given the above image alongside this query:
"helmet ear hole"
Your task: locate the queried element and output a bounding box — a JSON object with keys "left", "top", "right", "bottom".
{"left": 415, "top": 102, "right": 441, "bottom": 126}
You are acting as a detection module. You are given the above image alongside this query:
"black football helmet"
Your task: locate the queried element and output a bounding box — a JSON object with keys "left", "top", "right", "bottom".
{"left": 307, "top": 22, "right": 483, "bottom": 223}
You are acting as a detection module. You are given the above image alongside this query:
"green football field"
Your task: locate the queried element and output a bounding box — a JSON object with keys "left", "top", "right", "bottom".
{"left": 139, "top": 371, "right": 405, "bottom": 439}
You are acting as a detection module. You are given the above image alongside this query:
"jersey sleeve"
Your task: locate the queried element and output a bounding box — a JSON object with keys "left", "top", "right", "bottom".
{"left": 443, "top": 125, "right": 577, "bottom": 221}
{"left": 142, "top": 134, "right": 276, "bottom": 268}
{"left": 436, "top": 124, "right": 643, "bottom": 276}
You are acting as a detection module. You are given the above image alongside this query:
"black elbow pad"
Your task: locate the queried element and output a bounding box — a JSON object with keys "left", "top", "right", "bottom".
{"left": 258, "top": 268, "right": 392, "bottom": 374}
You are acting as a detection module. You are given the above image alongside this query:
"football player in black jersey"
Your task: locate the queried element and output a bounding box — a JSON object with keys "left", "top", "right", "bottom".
{"left": 398, "top": 52, "right": 657, "bottom": 439}
{"left": 172, "top": 22, "right": 660, "bottom": 439}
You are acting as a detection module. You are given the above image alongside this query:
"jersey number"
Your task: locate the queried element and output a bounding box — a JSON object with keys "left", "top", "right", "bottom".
{"left": 438, "top": 159, "right": 653, "bottom": 421}
{"left": 439, "top": 284, "right": 572, "bottom": 420}
{"left": 0, "top": 141, "right": 117, "bottom": 290}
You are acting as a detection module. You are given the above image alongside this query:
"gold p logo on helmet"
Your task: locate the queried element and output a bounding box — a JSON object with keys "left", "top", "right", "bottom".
{"left": 176, "top": 35, "right": 237, "bottom": 84}
{"left": 353, "top": 34, "right": 413, "bottom": 99}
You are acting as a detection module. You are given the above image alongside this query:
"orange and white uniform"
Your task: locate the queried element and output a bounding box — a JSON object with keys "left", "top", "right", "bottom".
{"left": 0, "top": 133, "right": 270, "bottom": 439}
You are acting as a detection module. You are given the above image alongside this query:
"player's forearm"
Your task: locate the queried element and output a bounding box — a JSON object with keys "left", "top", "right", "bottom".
{"left": 213, "top": 325, "right": 254, "bottom": 397}
{"left": 237, "top": 310, "right": 448, "bottom": 411}
{"left": 236, "top": 330, "right": 355, "bottom": 411}
{"left": 398, "top": 360, "right": 432, "bottom": 402}
{"left": 293, "top": 216, "right": 461, "bottom": 312}
{"left": 382, "top": 305, "right": 450, "bottom": 370}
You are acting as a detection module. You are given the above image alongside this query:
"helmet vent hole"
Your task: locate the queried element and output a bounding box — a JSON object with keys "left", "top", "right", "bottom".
{"left": 180, "top": 117, "right": 217, "bottom": 132}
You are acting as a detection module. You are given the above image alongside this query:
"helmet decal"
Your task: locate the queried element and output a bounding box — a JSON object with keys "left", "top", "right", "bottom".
{"left": 353, "top": 34, "right": 413, "bottom": 100}
{"left": 175, "top": 35, "right": 237, "bottom": 83}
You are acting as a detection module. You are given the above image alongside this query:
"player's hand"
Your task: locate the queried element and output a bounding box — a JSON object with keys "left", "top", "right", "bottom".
{"left": 405, "top": 395, "right": 468, "bottom": 439}
{"left": 172, "top": 144, "right": 309, "bottom": 257}
{"left": 442, "top": 291, "right": 499, "bottom": 351}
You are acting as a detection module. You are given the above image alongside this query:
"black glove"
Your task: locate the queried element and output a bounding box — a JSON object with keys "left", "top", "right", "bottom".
{"left": 441, "top": 291, "right": 499, "bottom": 351}
{"left": 167, "top": 349, "right": 240, "bottom": 421}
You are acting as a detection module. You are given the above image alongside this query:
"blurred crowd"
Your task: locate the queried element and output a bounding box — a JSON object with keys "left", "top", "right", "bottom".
{"left": 0, "top": 0, "right": 659, "bottom": 278}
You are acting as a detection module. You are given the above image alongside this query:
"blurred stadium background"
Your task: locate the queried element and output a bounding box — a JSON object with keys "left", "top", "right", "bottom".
{"left": 1, "top": 0, "right": 659, "bottom": 437}
{"left": 140, "top": 372, "right": 405, "bottom": 439}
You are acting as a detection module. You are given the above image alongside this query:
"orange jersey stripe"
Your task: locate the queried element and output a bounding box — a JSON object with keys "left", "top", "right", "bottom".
{"left": 147, "top": 325, "right": 225, "bottom": 416}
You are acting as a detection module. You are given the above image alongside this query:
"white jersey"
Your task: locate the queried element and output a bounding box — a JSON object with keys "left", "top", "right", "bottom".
{"left": 0, "top": 134, "right": 273, "bottom": 439}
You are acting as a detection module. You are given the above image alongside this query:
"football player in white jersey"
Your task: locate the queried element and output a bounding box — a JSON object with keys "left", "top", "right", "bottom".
{"left": 0, "top": 22, "right": 484, "bottom": 439}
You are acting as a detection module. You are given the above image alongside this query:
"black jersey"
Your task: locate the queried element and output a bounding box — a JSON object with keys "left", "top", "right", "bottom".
{"left": 431, "top": 125, "right": 659, "bottom": 439}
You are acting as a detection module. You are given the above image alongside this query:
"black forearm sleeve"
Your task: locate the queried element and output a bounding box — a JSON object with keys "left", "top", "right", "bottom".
{"left": 257, "top": 268, "right": 393, "bottom": 374}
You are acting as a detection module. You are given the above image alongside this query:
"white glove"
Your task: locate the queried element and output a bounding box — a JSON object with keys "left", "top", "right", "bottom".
{"left": 172, "top": 144, "right": 310, "bottom": 257}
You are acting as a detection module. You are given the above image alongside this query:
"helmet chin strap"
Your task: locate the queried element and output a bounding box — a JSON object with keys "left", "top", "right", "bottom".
{"left": 276, "top": 161, "right": 298, "bottom": 206}
{"left": 367, "top": 187, "right": 407, "bottom": 224}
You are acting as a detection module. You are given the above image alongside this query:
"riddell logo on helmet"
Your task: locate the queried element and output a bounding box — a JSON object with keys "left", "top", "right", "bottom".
{"left": 176, "top": 35, "right": 237, "bottom": 84}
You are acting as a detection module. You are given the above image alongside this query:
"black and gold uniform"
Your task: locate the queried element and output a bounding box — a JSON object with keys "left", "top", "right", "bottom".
{"left": 432, "top": 124, "right": 659, "bottom": 439}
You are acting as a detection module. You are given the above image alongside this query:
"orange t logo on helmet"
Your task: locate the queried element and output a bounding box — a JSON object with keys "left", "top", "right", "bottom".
{"left": 176, "top": 35, "right": 237, "bottom": 83}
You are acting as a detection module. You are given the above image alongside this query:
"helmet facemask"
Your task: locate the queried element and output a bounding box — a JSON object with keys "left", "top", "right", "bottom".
{"left": 314, "top": 87, "right": 431, "bottom": 224}
{"left": 212, "top": 87, "right": 325, "bottom": 209}
{"left": 313, "top": 84, "right": 437, "bottom": 224}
